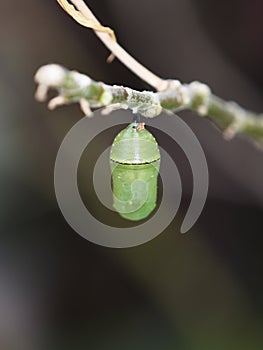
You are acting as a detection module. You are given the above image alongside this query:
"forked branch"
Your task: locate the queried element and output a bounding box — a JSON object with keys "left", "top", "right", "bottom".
{"left": 33, "top": 0, "right": 263, "bottom": 148}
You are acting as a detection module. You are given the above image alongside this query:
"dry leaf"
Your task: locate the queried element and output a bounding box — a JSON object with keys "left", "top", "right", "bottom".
{"left": 57, "top": 0, "right": 116, "bottom": 41}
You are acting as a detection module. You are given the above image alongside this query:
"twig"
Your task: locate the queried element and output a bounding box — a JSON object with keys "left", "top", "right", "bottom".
{"left": 34, "top": 64, "right": 263, "bottom": 147}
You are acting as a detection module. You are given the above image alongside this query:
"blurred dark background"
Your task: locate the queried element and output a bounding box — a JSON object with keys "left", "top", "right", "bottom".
{"left": 1, "top": 0, "right": 263, "bottom": 349}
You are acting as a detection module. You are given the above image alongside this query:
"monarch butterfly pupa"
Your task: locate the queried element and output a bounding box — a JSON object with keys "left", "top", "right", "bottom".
{"left": 110, "top": 122, "right": 160, "bottom": 221}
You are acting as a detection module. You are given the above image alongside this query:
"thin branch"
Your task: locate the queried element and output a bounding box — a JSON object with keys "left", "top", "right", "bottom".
{"left": 57, "top": 0, "right": 166, "bottom": 90}
{"left": 34, "top": 64, "right": 263, "bottom": 147}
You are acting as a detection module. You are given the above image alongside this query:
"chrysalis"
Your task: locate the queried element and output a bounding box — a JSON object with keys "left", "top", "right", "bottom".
{"left": 110, "top": 122, "right": 160, "bottom": 221}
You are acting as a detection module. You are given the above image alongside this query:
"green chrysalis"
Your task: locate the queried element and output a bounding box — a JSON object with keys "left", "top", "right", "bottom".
{"left": 110, "top": 122, "right": 160, "bottom": 221}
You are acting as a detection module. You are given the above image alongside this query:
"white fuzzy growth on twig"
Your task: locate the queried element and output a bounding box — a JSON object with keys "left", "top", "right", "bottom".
{"left": 70, "top": 71, "right": 92, "bottom": 87}
{"left": 34, "top": 64, "right": 67, "bottom": 88}
{"left": 188, "top": 81, "right": 211, "bottom": 115}
{"left": 101, "top": 103, "right": 129, "bottom": 115}
{"left": 34, "top": 64, "right": 67, "bottom": 101}
{"left": 126, "top": 88, "right": 162, "bottom": 117}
